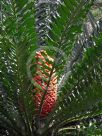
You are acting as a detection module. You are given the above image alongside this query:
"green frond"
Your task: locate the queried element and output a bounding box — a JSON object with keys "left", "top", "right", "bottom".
{"left": 47, "top": 0, "right": 94, "bottom": 54}
{"left": 39, "top": 0, "right": 96, "bottom": 88}
{"left": 0, "top": 0, "right": 37, "bottom": 135}
{"left": 49, "top": 32, "right": 102, "bottom": 131}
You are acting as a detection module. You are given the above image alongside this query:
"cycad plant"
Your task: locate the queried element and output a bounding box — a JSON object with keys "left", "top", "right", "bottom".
{"left": 0, "top": 0, "right": 102, "bottom": 136}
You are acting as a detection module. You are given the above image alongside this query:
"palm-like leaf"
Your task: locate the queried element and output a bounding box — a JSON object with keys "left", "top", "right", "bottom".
{"left": 52, "top": 32, "right": 102, "bottom": 127}
{"left": 0, "top": 0, "right": 37, "bottom": 135}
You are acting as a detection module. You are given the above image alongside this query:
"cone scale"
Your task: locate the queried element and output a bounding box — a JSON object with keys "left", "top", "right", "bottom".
{"left": 33, "top": 50, "right": 57, "bottom": 118}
